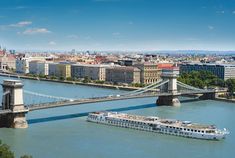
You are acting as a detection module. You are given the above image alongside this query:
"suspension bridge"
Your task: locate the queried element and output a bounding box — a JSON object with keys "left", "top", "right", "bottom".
{"left": 0, "top": 70, "right": 227, "bottom": 128}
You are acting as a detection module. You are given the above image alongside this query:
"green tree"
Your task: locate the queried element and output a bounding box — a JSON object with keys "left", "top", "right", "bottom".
{"left": 95, "top": 80, "right": 105, "bottom": 84}
{"left": 66, "top": 77, "right": 73, "bottom": 81}
{"left": 132, "top": 83, "right": 146, "bottom": 87}
{"left": 82, "top": 76, "right": 91, "bottom": 83}
{"left": 0, "top": 140, "right": 14, "bottom": 158}
{"left": 50, "top": 76, "right": 57, "bottom": 80}
{"left": 190, "top": 78, "right": 205, "bottom": 89}
{"left": 20, "top": 155, "right": 33, "bottom": 158}
{"left": 59, "top": 76, "right": 65, "bottom": 81}
{"left": 225, "top": 79, "right": 235, "bottom": 96}
{"left": 38, "top": 74, "right": 46, "bottom": 78}
{"left": 0, "top": 140, "right": 33, "bottom": 158}
{"left": 178, "top": 70, "right": 225, "bottom": 89}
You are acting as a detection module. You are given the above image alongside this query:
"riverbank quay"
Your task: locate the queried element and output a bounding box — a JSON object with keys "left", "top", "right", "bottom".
{"left": 215, "top": 97, "right": 235, "bottom": 103}
{"left": 0, "top": 72, "right": 140, "bottom": 91}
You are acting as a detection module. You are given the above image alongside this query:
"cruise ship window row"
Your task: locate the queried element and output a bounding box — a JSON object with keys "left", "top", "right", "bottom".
{"left": 166, "top": 126, "right": 206, "bottom": 133}
{"left": 103, "top": 117, "right": 210, "bottom": 134}
{"left": 107, "top": 120, "right": 151, "bottom": 128}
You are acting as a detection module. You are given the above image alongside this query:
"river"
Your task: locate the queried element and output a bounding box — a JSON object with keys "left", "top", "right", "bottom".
{"left": 0, "top": 76, "right": 234, "bottom": 158}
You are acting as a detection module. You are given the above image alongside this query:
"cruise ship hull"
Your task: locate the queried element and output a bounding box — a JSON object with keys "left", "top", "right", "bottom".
{"left": 87, "top": 112, "right": 228, "bottom": 140}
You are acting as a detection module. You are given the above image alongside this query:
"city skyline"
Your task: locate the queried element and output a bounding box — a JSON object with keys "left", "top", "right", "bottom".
{"left": 0, "top": 0, "right": 235, "bottom": 51}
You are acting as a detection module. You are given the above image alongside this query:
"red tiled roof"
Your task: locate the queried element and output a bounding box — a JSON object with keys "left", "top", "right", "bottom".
{"left": 157, "top": 63, "right": 174, "bottom": 69}
{"left": 161, "top": 66, "right": 179, "bottom": 70}
{"left": 0, "top": 50, "right": 5, "bottom": 56}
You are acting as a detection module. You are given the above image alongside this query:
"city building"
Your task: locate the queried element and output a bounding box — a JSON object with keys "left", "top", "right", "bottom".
{"left": 71, "top": 64, "right": 107, "bottom": 81}
{"left": 117, "top": 59, "right": 137, "bottom": 66}
{"left": 16, "top": 57, "right": 46, "bottom": 74}
{"left": 16, "top": 58, "right": 30, "bottom": 74}
{"left": 48, "top": 63, "right": 71, "bottom": 78}
{"left": 134, "top": 63, "right": 161, "bottom": 84}
{"left": 0, "top": 50, "right": 16, "bottom": 70}
{"left": 180, "top": 63, "right": 235, "bottom": 80}
{"left": 157, "top": 63, "right": 174, "bottom": 70}
{"left": 105, "top": 66, "right": 140, "bottom": 84}
{"left": 29, "top": 61, "right": 49, "bottom": 76}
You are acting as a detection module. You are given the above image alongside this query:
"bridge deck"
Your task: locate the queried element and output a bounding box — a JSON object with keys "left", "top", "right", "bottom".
{"left": 0, "top": 89, "right": 226, "bottom": 113}
{"left": 28, "top": 90, "right": 225, "bottom": 111}
{"left": 0, "top": 109, "right": 12, "bottom": 114}
{"left": 29, "top": 94, "right": 157, "bottom": 111}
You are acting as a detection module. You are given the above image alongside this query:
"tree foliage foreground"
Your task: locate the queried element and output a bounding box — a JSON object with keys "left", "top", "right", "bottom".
{"left": 178, "top": 70, "right": 225, "bottom": 89}
{"left": 0, "top": 140, "right": 32, "bottom": 158}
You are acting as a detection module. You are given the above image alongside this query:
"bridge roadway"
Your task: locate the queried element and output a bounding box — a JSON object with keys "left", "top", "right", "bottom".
{"left": 29, "top": 93, "right": 159, "bottom": 111}
{"left": 0, "top": 89, "right": 226, "bottom": 113}
{"left": 0, "top": 109, "right": 11, "bottom": 115}
{"left": 28, "top": 89, "right": 222, "bottom": 111}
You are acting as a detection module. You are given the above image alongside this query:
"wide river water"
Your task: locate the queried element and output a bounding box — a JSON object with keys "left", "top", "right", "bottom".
{"left": 0, "top": 76, "right": 234, "bottom": 158}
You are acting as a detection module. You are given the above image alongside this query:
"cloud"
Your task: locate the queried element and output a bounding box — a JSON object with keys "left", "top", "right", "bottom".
{"left": 49, "top": 41, "right": 56, "bottom": 45}
{"left": 216, "top": 11, "right": 225, "bottom": 14}
{"left": 84, "top": 36, "right": 91, "bottom": 40}
{"left": 233, "top": 11, "right": 235, "bottom": 14}
{"left": 67, "top": 34, "right": 79, "bottom": 39}
{"left": 0, "top": 25, "right": 6, "bottom": 31}
{"left": 22, "top": 28, "right": 51, "bottom": 35}
{"left": 15, "top": 6, "right": 28, "bottom": 9}
{"left": 112, "top": 32, "right": 120, "bottom": 36}
{"left": 0, "top": 6, "right": 29, "bottom": 10}
{"left": 69, "top": 9, "right": 79, "bottom": 14}
{"left": 0, "top": 16, "right": 5, "bottom": 18}
{"left": 94, "top": 0, "right": 120, "bottom": 2}
{"left": 208, "top": 25, "right": 214, "bottom": 30}
{"left": 128, "top": 21, "right": 134, "bottom": 25}
{"left": 9, "top": 21, "right": 32, "bottom": 27}
{"left": 185, "top": 38, "right": 198, "bottom": 41}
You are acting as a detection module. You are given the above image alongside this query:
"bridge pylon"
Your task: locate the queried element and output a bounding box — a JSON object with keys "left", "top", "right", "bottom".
{"left": 0, "top": 80, "right": 28, "bottom": 128}
{"left": 156, "top": 69, "right": 180, "bottom": 106}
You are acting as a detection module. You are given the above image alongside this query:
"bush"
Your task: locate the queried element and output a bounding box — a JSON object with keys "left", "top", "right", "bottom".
{"left": 83, "top": 76, "right": 91, "bottom": 83}
{"left": 38, "top": 74, "right": 46, "bottom": 78}
{"left": 66, "top": 77, "right": 73, "bottom": 81}
{"left": 59, "top": 76, "right": 65, "bottom": 81}
{"left": 0, "top": 140, "right": 32, "bottom": 158}
{"left": 50, "top": 76, "right": 57, "bottom": 80}
{"left": 0, "top": 140, "right": 14, "bottom": 158}
{"left": 132, "top": 83, "right": 146, "bottom": 87}
{"left": 225, "top": 79, "right": 235, "bottom": 96}
{"left": 20, "top": 155, "right": 33, "bottom": 158}
{"left": 95, "top": 80, "right": 105, "bottom": 84}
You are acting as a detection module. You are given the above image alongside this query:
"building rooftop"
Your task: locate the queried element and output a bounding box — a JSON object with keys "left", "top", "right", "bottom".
{"left": 182, "top": 63, "right": 235, "bottom": 67}
{"left": 106, "top": 66, "right": 140, "bottom": 71}
{"left": 71, "top": 63, "right": 111, "bottom": 68}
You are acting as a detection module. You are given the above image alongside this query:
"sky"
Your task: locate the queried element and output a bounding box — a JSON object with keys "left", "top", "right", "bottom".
{"left": 0, "top": 0, "right": 235, "bottom": 51}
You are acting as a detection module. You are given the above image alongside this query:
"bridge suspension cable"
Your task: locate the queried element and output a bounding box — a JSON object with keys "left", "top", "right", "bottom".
{"left": 130, "top": 80, "right": 169, "bottom": 96}
{"left": 120, "top": 80, "right": 165, "bottom": 96}
{"left": 121, "top": 80, "right": 167, "bottom": 95}
{"left": 3, "top": 90, "right": 10, "bottom": 96}
{"left": 122, "top": 80, "right": 169, "bottom": 96}
{"left": 23, "top": 90, "right": 75, "bottom": 101}
{"left": 177, "top": 81, "right": 207, "bottom": 92}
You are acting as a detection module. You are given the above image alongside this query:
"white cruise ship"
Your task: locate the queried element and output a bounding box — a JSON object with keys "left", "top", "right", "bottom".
{"left": 87, "top": 111, "right": 229, "bottom": 140}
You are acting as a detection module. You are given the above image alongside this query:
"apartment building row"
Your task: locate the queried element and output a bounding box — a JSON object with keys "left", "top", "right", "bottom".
{"left": 16, "top": 58, "right": 166, "bottom": 84}
{"left": 180, "top": 63, "right": 235, "bottom": 80}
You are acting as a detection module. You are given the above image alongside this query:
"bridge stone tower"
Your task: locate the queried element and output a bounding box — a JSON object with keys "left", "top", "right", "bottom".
{"left": 0, "top": 80, "right": 28, "bottom": 128}
{"left": 156, "top": 69, "right": 180, "bottom": 106}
